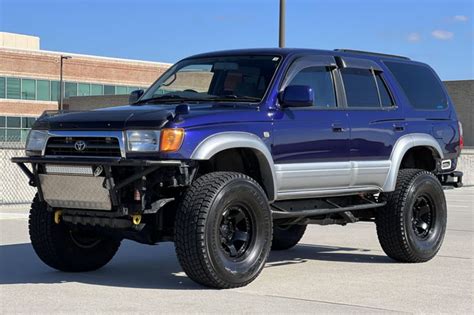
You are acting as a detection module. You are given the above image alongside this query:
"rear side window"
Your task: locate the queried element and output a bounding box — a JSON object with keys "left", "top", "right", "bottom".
{"left": 287, "top": 67, "right": 337, "bottom": 108}
{"left": 384, "top": 61, "right": 447, "bottom": 110}
{"left": 341, "top": 68, "right": 393, "bottom": 108}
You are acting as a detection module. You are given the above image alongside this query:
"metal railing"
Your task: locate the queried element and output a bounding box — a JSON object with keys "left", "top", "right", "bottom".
{"left": 0, "top": 139, "right": 36, "bottom": 205}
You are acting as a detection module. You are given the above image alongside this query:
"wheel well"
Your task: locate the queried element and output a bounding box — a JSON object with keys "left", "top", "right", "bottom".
{"left": 400, "top": 146, "right": 437, "bottom": 172}
{"left": 198, "top": 148, "right": 273, "bottom": 200}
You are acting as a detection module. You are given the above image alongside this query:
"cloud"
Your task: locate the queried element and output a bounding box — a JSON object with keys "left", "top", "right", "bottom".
{"left": 431, "top": 30, "right": 454, "bottom": 40}
{"left": 407, "top": 32, "right": 421, "bottom": 42}
{"left": 453, "top": 15, "right": 469, "bottom": 22}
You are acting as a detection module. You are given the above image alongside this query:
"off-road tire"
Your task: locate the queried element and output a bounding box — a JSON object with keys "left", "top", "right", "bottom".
{"left": 174, "top": 172, "right": 272, "bottom": 289}
{"left": 375, "top": 169, "right": 447, "bottom": 262}
{"left": 271, "top": 224, "right": 307, "bottom": 250}
{"left": 29, "top": 194, "right": 121, "bottom": 272}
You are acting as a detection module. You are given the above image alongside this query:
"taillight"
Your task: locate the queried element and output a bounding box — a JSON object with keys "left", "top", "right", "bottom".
{"left": 458, "top": 121, "right": 464, "bottom": 151}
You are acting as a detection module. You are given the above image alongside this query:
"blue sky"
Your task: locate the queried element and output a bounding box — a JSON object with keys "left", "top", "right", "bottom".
{"left": 0, "top": 0, "right": 472, "bottom": 80}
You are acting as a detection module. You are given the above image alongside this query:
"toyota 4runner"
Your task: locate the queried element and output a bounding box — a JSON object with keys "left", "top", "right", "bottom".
{"left": 13, "top": 48, "right": 464, "bottom": 289}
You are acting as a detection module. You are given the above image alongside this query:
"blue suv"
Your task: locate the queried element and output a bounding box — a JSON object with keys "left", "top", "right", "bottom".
{"left": 13, "top": 48, "right": 464, "bottom": 288}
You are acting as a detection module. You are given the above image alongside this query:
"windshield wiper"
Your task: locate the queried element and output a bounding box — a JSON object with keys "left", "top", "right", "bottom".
{"left": 209, "top": 95, "right": 261, "bottom": 102}
{"left": 134, "top": 94, "right": 205, "bottom": 105}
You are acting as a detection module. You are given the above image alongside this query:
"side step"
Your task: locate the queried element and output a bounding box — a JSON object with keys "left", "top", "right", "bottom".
{"left": 271, "top": 197, "right": 386, "bottom": 220}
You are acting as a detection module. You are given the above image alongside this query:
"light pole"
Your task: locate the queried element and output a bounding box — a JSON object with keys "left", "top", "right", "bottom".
{"left": 279, "top": 0, "right": 285, "bottom": 48}
{"left": 59, "top": 55, "right": 71, "bottom": 111}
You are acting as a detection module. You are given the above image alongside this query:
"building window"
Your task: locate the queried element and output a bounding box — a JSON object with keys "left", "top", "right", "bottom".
{"left": 21, "top": 79, "right": 36, "bottom": 100}
{"left": 37, "top": 80, "right": 51, "bottom": 101}
{"left": 78, "top": 83, "right": 91, "bottom": 96}
{"left": 104, "top": 85, "right": 115, "bottom": 95}
{"left": 91, "top": 84, "right": 103, "bottom": 96}
{"left": 0, "top": 115, "right": 36, "bottom": 142}
{"left": 116, "top": 86, "right": 128, "bottom": 95}
{"left": 6, "top": 78, "right": 21, "bottom": 99}
{"left": 0, "top": 77, "right": 5, "bottom": 98}
{"left": 65, "top": 82, "right": 77, "bottom": 98}
{"left": 51, "top": 81, "right": 60, "bottom": 101}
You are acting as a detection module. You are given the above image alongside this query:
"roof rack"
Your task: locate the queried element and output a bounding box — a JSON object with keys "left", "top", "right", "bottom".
{"left": 334, "top": 49, "right": 410, "bottom": 60}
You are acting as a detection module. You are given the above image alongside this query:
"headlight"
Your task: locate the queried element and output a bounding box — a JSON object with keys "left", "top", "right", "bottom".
{"left": 25, "top": 130, "right": 48, "bottom": 156}
{"left": 126, "top": 129, "right": 185, "bottom": 153}
{"left": 126, "top": 130, "right": 161, "bottom": 152}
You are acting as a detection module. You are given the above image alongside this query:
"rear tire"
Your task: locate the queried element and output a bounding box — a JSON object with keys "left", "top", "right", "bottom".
{"left": 29, "top": 194, "right": 121, "bottom": 272}
{"left": 375, "top": 169, "right": 447, "bottom": 262}
{"left": 174, "top": 172, "right": 272, "bottom": 289}
{"left": 271, "top": 224, "right": 307, "bottom": 250}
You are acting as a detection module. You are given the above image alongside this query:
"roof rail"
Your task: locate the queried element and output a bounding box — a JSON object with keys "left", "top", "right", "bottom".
{"left": 334, "top": 49, "right": 410, "bottom": 60}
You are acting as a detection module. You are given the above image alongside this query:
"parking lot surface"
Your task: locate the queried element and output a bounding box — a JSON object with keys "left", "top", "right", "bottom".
{"left": 0, "top": 187, "right": 472, "bottom": 314}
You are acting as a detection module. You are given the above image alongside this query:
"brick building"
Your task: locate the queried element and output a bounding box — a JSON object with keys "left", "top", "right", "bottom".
{"left": 0, "top": 32, "right": 170, "bottom": 141}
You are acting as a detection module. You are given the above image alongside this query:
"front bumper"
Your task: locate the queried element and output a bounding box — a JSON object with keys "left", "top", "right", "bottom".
{"left": 11, "top": 156, "right": 188, "bottom": 214}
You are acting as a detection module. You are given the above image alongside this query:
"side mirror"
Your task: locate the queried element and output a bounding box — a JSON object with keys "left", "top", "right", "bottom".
{"left": 279, "top": 85, "right": 314, "bottom": 108}
{"left": 129, "top": 89, "right": 144, "bottom": 104}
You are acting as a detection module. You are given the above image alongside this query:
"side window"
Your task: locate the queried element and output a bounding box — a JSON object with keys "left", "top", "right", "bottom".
{"left": 341, "top": 68, "right": 394, "bottom": 108}
{"left": 375, "top": 75, "right": 394, "bottom": 107}
{"left": 341, "top": 68, "right": 380, "bottom": 108}
{"left": 287, "top": 67, "right": 337, "bottom": 108}
{"left": 384, "top": 61, "right": 447, "bottom": 110}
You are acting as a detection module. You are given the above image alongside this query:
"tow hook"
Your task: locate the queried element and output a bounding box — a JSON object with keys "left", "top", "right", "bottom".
{"left": 54, "top": 210, "right": 62, "bottom": 224}
{"left": 132, "top": 214, "right": 142, "bottom": 225}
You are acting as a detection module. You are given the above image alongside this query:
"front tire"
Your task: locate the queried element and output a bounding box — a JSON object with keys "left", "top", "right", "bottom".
{"left": 375, "top": 169, "right": 447, "bottom": 262}
{"left": 174, "top": 172, "right": 272, "bottom": 289}
{"left": 29, "top": 194, "right": 121, "bottom": 272}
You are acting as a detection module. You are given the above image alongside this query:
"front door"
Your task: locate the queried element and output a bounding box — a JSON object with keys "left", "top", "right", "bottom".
{"left": 272, "top": 55, "right": 350, "bottom": 199}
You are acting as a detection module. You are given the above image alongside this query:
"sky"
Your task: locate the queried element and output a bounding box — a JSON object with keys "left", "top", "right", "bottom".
{"left": 0, "top": 0, "right": 472, "bottom": 80}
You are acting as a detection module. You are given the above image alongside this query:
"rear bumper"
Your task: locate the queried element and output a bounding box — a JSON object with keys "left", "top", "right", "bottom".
{"left": 439, "top": 171, "right": 463, "bottom": 188}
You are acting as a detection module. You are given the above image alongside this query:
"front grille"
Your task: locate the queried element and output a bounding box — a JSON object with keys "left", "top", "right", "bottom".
{"left": 45, "top": 137, "right": 121, "bottom": 157}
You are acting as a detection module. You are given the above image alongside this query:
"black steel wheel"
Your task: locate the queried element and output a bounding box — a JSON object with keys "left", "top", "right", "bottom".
{"left": 271, "top": 224, "right": 307, "bottom": 250}
{"left": 29, "top": 194, "right": 121, "bottom": 272}
{"left": 376, "top": 169, "right": 447, "bottom": 262}
{"left": 175, "top": 172, "right": 272, "bottom": 289}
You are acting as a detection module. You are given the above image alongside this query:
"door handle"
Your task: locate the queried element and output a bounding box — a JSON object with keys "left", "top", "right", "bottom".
{"left": 331, "top": 123, "right": 346, "bottom": 132}
{"left": 393, "top": 124, "right": 405, "bottom": 132}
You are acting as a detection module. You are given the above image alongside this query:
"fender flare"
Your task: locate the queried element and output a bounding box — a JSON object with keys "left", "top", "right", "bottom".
{"left": 383, "top": 133, "right": 444, "bottom": 191}
{"left": 190, "top": 132, "right": 277, "bottom": 202}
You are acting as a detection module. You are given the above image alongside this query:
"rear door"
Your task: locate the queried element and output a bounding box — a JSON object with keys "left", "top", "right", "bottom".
{"left": 272, "top": 55, "right": 351, "bottom": 198}
{"left": 338, "top": 56, "right": 404, "bottom": 188}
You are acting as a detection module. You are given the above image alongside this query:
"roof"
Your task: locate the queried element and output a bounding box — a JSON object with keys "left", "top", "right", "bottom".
{"left": 184, "top": 48, "right": 412, "bottom": 62}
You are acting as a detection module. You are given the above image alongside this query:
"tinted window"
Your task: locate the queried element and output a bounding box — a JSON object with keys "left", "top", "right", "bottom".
{"left": 91, "top": 84, "right": 103, "bottom": 96}
{"left": 37, "top": 80, "right": 50, "bottom": 101}
{"left": 116, "top": 86, "right": 128, "bottom": 94}
{"left": 287, "top": 67, "right": 337, "bottom": 108}
{"left": 65, "top": 82, "right": 77, "bottom": 97}
{"left": 104, "top": 85, "right": 115, "bottom": 95}
{"left": 376, "top": 76, "right": 394, "bottom": 107}
{"left": 6, "top": 78, "right": 21, "bottom": 99}
{"left": 0, "top": 77, "right": 5, "bottom": 98}
{"left": 78, "top": 83, "right": 90, "bottom": 96}
{"left": 341, "top": 68, "right": 380, "bottom": 107}
{"left": 51, "top": 81, "right": 60, "bottom": 101}
{"left": 21, "top": 79, "right": 36, "bottom": 100}
{"left": 385, "top": 61, "right": 447, "bottom": 110}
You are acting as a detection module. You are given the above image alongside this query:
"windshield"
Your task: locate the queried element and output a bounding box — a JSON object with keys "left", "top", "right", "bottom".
{"left": 140, "top": 55, "right": 281, "bottom": 104}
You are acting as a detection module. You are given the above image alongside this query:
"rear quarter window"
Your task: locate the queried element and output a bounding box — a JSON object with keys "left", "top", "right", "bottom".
{"left": 384, "top": 61, "right": 447, "bottom": 110}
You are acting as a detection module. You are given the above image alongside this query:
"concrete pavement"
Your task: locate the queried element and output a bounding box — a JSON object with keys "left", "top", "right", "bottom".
{"left": 0, "top": 187, "right": 473, "bottom": 314}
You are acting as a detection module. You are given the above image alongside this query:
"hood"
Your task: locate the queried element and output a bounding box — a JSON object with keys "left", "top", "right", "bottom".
{"left": 34, "top": 103, "right": 265, "bottom": 130}
{"left": 35, "top": 105, "right": 175, "bottom": 130}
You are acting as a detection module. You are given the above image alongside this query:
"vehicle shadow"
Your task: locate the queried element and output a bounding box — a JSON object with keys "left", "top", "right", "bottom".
{"left": 0, "top": 241, "right": 393, "bottom": 290}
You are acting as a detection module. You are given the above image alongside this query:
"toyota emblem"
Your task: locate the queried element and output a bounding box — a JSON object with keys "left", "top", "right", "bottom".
{"left": 74, "top": 140, "right": 87, "bottom": 151}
